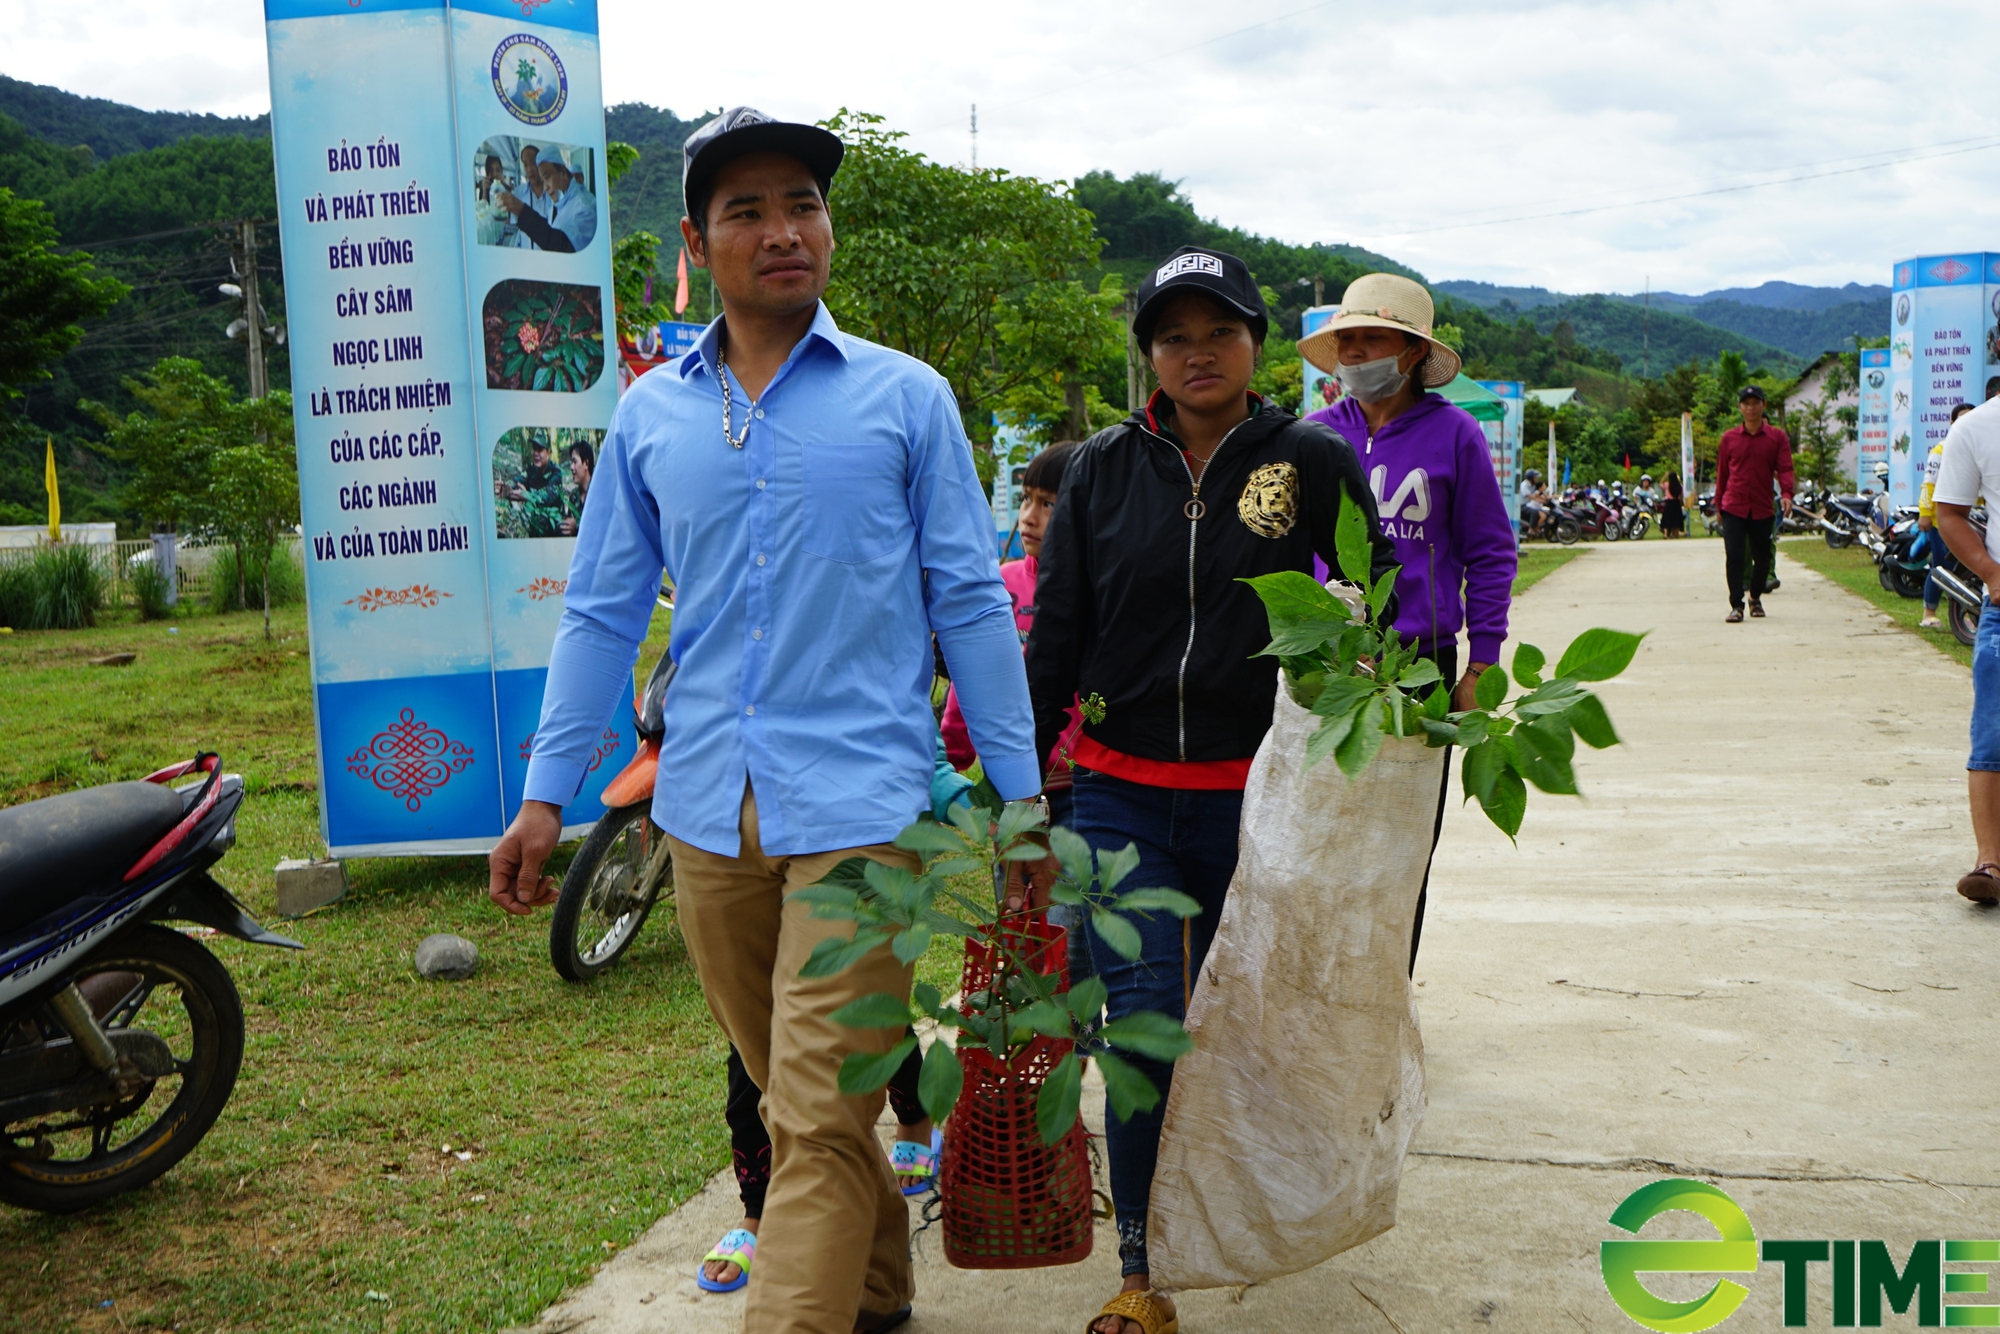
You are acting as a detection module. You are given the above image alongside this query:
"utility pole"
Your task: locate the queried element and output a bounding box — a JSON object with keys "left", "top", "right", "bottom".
{"left": 231, "top": 219, "right": 269, "bottom": 399}
{"left": 1641, "top": 275, "right": 1650, "bottom": 380}
{"left": 970, "top": 103, "right": 977, "bottom": 171}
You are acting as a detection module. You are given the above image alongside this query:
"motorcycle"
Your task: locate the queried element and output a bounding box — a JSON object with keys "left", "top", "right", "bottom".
{"left": 548, "top": 648, "right": 675, "bottom": 982}
{"left": 1617, "top": 492, "right": 1654, "bottom": 541}
{"left": 1816, "top": 491, "right": 1877, "bottom": 550}
{"left": 1521, "top": 496, "right": 1581, "bottom": 545}
{"left": 1, "top": 754, "right": 299, "bottom": 1213}
{"left": 1928, "top": 509, "right": 1988, "bottom": 647}
{"left": 1877, "top": 514, "right": 1931, "bottom": 599}
{"left": 1698, "top": 490, "right": 1722, "bottom": 536}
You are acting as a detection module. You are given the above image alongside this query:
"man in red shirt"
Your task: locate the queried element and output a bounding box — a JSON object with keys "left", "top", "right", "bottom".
{"left": 1713, "top": 384, "right": 1795, "bottom": 621}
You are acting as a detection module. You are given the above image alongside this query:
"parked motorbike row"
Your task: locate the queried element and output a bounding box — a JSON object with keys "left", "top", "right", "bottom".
{"left": 1521, "top": 480, "right": 1655, "bottom": 545}
{"left": 1812, "top": 487, "right": 1986, "bottom": 647}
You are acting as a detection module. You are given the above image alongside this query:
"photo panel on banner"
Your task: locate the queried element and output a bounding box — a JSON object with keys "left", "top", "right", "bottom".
{"left": 1857, "top": 348, "right": 1890, "bottom": 491}
{"left": 264, "top": 0, "right": 625, "bottom": 855}
{"left": 448, "top": 0, "right": 627, "bottom": 833}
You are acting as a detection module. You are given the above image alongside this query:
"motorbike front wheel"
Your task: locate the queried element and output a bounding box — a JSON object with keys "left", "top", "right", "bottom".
{"left": 1823, "top": 524, "right": 1855, "bottom": 550}
{"left": 550, "top": 802, "right": 670, "bottom": 982}
{"left": 1949, "top": 597, "right": 1982, "bottom": 647}
{"left": 1554, "top": 518, "right": 1581, "bottom": 546}
{"left": 1604, "top": 519, "right": 1624, "bottom": 541}
{"left": 0, "top": 924, "right": 244, "bottom": 1214}
{"left": 1629, "top": 515, "right": 1651, "bottom": 540}
{"left": 1889, "top": 565, "right": 1928, "bottom": 599}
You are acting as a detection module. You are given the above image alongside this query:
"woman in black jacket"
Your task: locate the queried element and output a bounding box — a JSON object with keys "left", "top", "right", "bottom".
{"left": 1024, "top": 246, "right": 1396, "bottom": 1334}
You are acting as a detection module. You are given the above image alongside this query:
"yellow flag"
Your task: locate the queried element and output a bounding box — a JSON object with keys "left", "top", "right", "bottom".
{"left": 44, "top": 439, "right": 60, "bottom": 543}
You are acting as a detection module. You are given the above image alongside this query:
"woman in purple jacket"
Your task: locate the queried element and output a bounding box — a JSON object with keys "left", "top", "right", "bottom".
{"left": 1299, "top": 273, "right": 1517, "bottom": 963}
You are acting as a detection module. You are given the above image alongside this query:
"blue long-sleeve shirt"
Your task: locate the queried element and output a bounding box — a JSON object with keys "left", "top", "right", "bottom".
{"left": 522, "top": 304, "right": 1039, "bottom": 856}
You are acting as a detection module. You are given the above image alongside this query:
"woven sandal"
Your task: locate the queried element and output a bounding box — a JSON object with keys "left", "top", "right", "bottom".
{"left": 695, "top": 1227, "right": 755, "bottom": 1293}
{"left": 1958, "top": 863, "right": 2000, "bottom": 905}
{"left": 1725, "top": 608, "right": 1744, "bottom": 623}
{"left": 1087, "top": 1290, "right": 1178, "bottom": 1334}
{"left": 890, "top": 1127, "right": 942, "bottom": 1197}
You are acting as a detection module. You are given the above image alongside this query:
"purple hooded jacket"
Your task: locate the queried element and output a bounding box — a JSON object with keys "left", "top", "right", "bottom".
{"left": 1306, "top": 392, "right": 1516, "bottom": 665}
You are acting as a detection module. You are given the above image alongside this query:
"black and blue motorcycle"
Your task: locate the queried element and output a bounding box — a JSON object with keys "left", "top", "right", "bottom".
{"left": 0, "top": 755, "right": 299, "bottom": 1213}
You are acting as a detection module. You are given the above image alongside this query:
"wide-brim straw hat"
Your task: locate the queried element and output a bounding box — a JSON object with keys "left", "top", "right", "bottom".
{"left": 1299, "top": 272, "right": 1462, "bottom": 388}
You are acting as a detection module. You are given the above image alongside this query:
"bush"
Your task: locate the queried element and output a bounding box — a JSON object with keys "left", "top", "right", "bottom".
{"left": 208, "top": 544, "right": 305, "bottom": 613}
{"left": 130, "top": 558, "right": 174, "bottom": 620}
{"left": 0, "top": 544, "right": 105, "bottom": 630}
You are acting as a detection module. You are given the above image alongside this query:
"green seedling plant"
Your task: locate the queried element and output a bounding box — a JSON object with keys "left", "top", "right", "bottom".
{"left": 790, "top": 799, "right": 1198, "bottom": 1146}
{"left": 1242, "top": 496, "right": 1644, "bottom": 838}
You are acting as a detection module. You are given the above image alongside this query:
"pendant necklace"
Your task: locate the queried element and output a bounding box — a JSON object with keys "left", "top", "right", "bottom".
{"left": 718, "top": 339, "right": 753, "bottom": 449}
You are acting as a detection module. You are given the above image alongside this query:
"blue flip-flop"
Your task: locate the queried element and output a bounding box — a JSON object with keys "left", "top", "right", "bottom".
{"left": 696, "top": 1227, "right": 755, "bottom": 1293}
{"left": 891, "top": 1127, "right": 944, "bottom": 1197}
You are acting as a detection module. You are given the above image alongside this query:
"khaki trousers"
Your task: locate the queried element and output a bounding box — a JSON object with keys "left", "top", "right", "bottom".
{"left": 668, "top": 789, "right": 919, "bottom": 1334}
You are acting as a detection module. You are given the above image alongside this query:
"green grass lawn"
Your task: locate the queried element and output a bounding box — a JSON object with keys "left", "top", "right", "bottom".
{"left": 0, "top": 604, "right": 737, "bottom": 1333}
{"left": 1780, "top": 537, "right": 1971, "bottom": 669}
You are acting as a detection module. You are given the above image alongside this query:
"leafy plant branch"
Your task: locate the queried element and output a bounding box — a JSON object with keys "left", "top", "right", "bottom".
{"left": 1243, "top": 495, "right": 1644, "bottom": 838}
{"left": 792, "top": 800, "right": 1198, "bottom": 1145}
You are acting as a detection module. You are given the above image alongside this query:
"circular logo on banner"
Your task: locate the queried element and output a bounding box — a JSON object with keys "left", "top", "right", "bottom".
{"left": 492, "top": 35, "right": 567, "bottom": 126}
{"left": 1895, "top": 293, "right": 1910, "bottom": 327}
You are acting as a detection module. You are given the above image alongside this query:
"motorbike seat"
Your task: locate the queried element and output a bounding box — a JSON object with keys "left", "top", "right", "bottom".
{"left": 0, "top": 782, "right": 186, "bottom": 935}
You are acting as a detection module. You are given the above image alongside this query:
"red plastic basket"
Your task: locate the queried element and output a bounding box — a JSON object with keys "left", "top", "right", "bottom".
{"left": 939, "top": 914, "right": 1095, "bottom": 1269}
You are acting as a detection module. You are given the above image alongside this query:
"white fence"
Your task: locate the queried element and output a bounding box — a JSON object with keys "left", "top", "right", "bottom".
{"left": 0, "top": 535, "right": 303, "bottom": 609}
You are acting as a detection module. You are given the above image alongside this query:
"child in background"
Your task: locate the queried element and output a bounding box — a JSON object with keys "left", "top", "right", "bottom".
{"left": 941, "top": 441, "right": 1084, "bottom": 825}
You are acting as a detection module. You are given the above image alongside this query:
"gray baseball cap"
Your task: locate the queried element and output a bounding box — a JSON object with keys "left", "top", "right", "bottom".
{"left": 682, "top": 107, "right": 844, "bottom": 223}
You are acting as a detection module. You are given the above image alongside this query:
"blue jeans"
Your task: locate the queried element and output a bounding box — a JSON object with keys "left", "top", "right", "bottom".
{"left": 1071, "top": 768, "right": 1244, "bottom": 1277}
{"left": 1972, "top": 604, "right": 2000, "bottom": 772}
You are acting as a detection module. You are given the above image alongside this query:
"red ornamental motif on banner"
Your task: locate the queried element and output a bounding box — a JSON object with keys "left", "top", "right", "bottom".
{"left": 517, "top": 577, "right": 567, "bottom": 601}
{"left": 348, "top": 708, "right": 475, "bottom": 811}
{"left": 1930, "top": 258, "right": 1973, "bottom": 284}
{"left": 345, "top": 585, "right": 452, "bottom": 612}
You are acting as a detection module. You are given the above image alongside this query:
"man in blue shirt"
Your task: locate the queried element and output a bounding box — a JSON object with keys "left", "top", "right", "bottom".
{"left": 488, "top": 107, "right": 1042, "bottom": 1334}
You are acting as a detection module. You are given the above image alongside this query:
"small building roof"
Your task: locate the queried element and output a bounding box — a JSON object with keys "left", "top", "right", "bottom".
{"left": 1526, "top": 387, "right": 1581, "bottom": 409}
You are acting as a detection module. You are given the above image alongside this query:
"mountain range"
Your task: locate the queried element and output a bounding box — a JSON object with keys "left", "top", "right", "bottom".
{"left": 1434, "top": 277, "right": 1886, "bottom": 366}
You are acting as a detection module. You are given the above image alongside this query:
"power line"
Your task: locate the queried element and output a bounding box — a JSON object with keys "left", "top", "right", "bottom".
{"left": 1365, "top": 136, "right": 2000, "bottom": 239}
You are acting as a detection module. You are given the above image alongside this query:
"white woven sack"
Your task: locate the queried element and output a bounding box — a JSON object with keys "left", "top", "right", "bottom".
{"left": 1148, "top": 687, "right": 1443, "bottom": 1292}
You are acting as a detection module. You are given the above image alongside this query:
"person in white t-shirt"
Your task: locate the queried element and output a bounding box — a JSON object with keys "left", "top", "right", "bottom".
{"left": 1931, "top": 398, "right": 2000, "bottom": 902}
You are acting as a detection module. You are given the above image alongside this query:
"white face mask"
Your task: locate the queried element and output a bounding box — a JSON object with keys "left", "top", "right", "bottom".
{"left": 1336, "top": 354, "right": 1410, "bottom": 404}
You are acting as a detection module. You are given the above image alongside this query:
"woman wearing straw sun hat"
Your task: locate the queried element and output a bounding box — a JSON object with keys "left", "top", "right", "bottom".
{"left": 1299, "top": 273, "right": 1516, "bottom": 965}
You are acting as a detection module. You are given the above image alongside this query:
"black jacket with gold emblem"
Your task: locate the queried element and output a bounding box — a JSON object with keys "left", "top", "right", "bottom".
{"left": 1026, "top": 391, "right": 1399, "bottom": 769}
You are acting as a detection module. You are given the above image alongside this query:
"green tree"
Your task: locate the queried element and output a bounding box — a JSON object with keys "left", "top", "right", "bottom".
{"left": 84, "top": 357, "right": 237, "bottom": 531}
{"left": 202, "top": 414, "right": 298, "bottom": 639}
{"left": 606, "top": 140, "right": 672, "bottom": 344}
{"left": 821, "top": 111, "right": 1125, "bottom": 477}
{"left": 0, "top": 187, "right": 126, "bottom": 396}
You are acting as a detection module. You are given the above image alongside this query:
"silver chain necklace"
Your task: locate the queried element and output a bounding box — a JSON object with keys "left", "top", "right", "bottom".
{"left": 718, "top": 344, "right": 752, "bottom": 449}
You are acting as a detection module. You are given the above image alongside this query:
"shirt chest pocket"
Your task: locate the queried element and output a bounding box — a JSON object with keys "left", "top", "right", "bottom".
{"left": 800, "top": 440, "right": 910, "bottom": 564}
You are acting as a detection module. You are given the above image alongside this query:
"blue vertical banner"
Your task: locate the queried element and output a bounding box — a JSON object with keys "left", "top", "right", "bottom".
{"left": 1857, "top": 348, "right": 1890, "bottom": 491}
{"left": 1888, "top": 260, "right": 1917, "bottom": 509}
{"left": 1909, "top": 254, "right": 1985, "bottom": 509}
{"left": 1475, "top": 380, "right": 1524, "bottom": 536}
{"left": 264, "top": 0, "right": 626, "bottom": 854}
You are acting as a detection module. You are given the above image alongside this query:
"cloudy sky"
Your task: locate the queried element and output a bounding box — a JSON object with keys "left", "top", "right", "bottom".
{"left": 6, "top": 0, "right": 1998, "bottom": 295}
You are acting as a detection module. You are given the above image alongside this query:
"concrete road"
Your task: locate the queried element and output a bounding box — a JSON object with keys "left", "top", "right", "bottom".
{"left": 521, "top": 539, "right": 1999, "bottom": 1333}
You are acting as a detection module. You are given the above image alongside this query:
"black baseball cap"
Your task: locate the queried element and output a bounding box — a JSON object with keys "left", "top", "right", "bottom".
{"left": 1132, "top": 245, "right": 1269, "bottom": 349}
{"left": 1738, "top": 384, "right": 1767, "bottom": 401}
{"left": 683, "top": 107, "right": 844, "bottom": 225}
